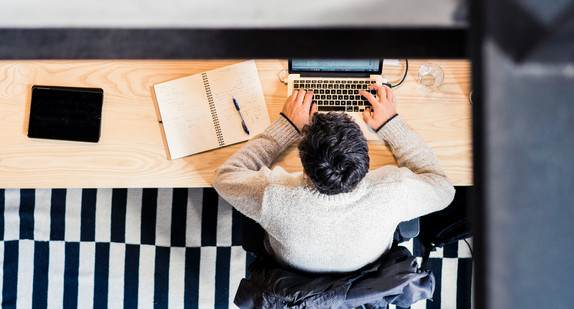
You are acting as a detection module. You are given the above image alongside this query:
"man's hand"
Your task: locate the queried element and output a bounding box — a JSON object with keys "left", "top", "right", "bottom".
{"left": 359, "top": 84, "right": 397, "bottom": 130}
{"left": 281, "top": 89, "right": 318, "bottom": 132}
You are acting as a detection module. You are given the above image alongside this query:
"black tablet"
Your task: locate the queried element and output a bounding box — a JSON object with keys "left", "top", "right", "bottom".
{"left": 28, "top": 85, "right": 104, "bottom": 143}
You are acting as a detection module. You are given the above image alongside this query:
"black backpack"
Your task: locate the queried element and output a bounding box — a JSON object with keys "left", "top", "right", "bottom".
{"left": 417, "top": 186, "right": 474, "bottom": 263}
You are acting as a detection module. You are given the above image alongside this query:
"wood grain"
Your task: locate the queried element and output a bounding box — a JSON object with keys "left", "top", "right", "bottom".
{"left": 0, "top": 59, "right": 472, "bottom": 188}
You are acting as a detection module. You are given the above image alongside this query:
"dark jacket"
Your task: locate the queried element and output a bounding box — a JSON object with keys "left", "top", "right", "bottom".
{"left": 234, "top": 246, "right": 435, "bottom": 309}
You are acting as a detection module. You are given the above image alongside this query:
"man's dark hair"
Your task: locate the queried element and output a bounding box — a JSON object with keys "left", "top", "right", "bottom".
{"left": 298, "top": 112, "right": 370, "bottom": 195}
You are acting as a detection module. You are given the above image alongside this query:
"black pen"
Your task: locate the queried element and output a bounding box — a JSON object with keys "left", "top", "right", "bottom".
{"left": 233, "top": 97, "right": 250, "bottom": 135}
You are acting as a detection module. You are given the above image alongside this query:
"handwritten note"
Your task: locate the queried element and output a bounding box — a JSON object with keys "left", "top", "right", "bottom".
{"left": 153, "top": 60, "right": 270, "bottom": 159}
{"left": 208, "top": 61, "right": 270, "bottom": 146}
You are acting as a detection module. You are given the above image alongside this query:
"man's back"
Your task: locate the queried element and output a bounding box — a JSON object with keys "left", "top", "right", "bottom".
{"left": 261, "top": 172, "right": 401, "bottom": 273}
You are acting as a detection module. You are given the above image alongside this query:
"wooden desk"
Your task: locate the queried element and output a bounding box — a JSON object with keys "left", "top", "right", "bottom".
{"left": 0, "top": 60, "right": 472, "bottom": 188}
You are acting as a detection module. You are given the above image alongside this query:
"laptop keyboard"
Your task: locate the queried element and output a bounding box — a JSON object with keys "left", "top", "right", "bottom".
{"left": 293, "top": 79, "right": 377, "bottom": 112}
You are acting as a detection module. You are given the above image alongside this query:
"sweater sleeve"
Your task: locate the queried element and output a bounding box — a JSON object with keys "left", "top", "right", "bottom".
{"left": 376, "top": 115, "right": 456, "bottom": 221}
{"left": 212, "top": 116, "right": 301, "bottom": 221}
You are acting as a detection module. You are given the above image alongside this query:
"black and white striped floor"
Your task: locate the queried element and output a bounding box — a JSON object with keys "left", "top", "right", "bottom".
{"left": 0, "top": 188, "right": 472, "bottom": 308}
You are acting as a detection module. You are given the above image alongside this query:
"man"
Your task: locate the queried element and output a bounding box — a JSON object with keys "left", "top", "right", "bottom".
{"left": 213, "top": 85, "right": 455, "bottom": 273}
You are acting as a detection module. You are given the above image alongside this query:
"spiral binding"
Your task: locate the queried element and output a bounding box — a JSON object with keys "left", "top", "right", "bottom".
{"left": 202, "top": 73, "right": 225, "bottom": 147}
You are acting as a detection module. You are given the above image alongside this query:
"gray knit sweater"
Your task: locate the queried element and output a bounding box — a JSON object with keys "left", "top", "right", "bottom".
{"left": 213, "top": 115, "right": 455, "bottom": 273}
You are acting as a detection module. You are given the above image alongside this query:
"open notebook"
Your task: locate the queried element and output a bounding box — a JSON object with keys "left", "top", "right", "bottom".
{"left": 153, "top": 60, "right": 270, "bottom": 159}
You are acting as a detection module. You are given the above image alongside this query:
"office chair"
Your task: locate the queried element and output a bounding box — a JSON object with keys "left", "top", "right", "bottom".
{"left": 235, "top": 215, "right": 431, "bottom": 308}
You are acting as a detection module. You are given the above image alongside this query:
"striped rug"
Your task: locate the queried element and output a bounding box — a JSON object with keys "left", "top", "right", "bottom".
{"left": 0, "top": 188, "right": 473, "bottom": 308}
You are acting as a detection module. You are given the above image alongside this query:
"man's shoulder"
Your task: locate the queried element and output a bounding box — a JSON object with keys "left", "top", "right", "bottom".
{"left": 262, "top": 168, "right": 307, "bottom": 200}
{"left": 367, "top": 165, "right": 405, "bottom": 184}
{"left": 265, "top": 166, "right": 304, "bottom": 186}
{"left": 260, "top": 176, "right": 310, "bottom": 219}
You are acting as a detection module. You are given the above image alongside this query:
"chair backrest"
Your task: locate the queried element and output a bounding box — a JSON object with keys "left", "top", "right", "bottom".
{"left": 234, "top": 246, "right": 435, "bottom": 309}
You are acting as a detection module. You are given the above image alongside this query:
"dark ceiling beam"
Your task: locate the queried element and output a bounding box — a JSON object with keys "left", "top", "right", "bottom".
{"left": 0, "top": 28, "right": 467, "bottom": 59}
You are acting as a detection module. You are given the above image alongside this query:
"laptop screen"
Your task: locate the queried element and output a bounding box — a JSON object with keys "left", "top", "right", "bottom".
{"left": 289, "top": 59, "right": 381, "bottom": 75}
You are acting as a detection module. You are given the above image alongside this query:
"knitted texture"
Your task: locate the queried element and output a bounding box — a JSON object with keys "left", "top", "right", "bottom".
{"left": 213, "top": 115, "right": 455, "bottom": 273}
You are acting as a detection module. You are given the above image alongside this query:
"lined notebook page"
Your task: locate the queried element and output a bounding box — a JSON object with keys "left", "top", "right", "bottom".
{"left": 153, "top": 73, "right": 219, "bottom": 159}
{"left": 208, "top": 60, "right": 270, "bottom": 146}
{"left": 153, "top": 60, "right": 269, "bottom": 159}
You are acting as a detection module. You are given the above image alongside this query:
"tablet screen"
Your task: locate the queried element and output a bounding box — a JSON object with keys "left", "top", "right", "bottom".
{"left": 28, "top": 86, "right": 104, "bottom": 143}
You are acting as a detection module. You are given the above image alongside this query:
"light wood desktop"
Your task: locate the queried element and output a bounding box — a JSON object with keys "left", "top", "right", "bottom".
{"left": 0, "top": 60, "right": 472, "bottom": 188}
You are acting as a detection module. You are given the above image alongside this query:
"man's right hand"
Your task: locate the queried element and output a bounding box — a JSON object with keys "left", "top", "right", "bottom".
{"left": 359, "top": 84, "right": 397, "bottom": 130}
{"left": 281, "top": 89, "right": 318, "bottom": 132}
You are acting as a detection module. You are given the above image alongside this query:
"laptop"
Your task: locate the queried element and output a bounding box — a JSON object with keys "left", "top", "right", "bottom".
{"left": 287, "top": 59, "right": 387, "bottom": 140}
